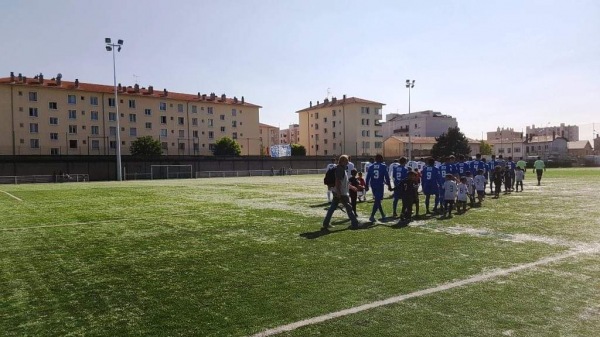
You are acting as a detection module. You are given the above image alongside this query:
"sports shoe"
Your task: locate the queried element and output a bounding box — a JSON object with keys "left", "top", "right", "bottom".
{"left": 369, "top": 217, "right": 376, "bottom": 223}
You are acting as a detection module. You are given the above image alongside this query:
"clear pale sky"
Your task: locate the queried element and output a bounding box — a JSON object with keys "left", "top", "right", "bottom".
{"left": 2, "top": 0, "right": 599, "bottom": 143}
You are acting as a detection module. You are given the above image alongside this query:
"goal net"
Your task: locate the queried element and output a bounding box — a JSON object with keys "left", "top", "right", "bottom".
{"left": 150, "top": 165, "right": 193, "bottom": 180}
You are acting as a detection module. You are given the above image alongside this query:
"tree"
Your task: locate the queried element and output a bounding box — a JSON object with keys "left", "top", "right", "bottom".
{"left": 291, "top": 143, "right": 306, "bottom": 156}
{"left": 130, "top": 136, "right": 162, "bottom": 158}
{"left": 480, "top": 140, "right": 492, "bottom": 155}
{"left": 213, "top": 137, "right": 241, "bottom": 156}
{"left": 431, "top": 127, "right": 471, "bottom": 159}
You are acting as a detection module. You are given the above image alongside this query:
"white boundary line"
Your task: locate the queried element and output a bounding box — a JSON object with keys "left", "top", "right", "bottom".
{"left": 0, "top": 190, "right": 22, "bottom": 202}
{"left": 249, "top": 247, "right": 598, "bottom": 337}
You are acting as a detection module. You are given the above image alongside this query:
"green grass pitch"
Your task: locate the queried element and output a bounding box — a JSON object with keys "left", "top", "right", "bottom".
{"left": 1, "top": 168, "right": 599, "bottom": 336}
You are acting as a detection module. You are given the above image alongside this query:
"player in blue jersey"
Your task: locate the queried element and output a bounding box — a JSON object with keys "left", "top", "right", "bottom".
{"left": 455, "top": 155, "right": 469, "bottom": 178}
{"left": 421, "top": 158, "right": 440, "bottom": 214}
{"left": 470, "top": 153, "right": 485, "bottom": 176}
{"left": 437, "top": 157, "right": 452, "bottom": 214}
{"left": 487, "top": 154, "right": 498, "bottom": 194}
{"left": 391, "top": 157, "right": 409, "bottom": 218}
{"left": 504, "top": 156, "right": 516, "bottom": 192}
{"left": 365, "top": 154, "right": 392, "bottom": 222}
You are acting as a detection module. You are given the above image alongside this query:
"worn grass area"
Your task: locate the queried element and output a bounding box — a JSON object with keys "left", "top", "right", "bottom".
{"left": 0, "top": 168, "right": 598, "bottom": 336}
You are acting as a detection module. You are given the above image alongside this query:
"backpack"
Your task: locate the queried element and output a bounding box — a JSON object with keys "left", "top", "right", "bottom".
{"left": 324, "top": 167, "right": 336, "bottom": 188}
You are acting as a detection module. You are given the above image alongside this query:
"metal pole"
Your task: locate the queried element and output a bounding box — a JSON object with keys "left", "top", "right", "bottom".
{"left": 112, "top": 47, "right": 122, "bottom": 181}
{"left": 408, "top": 86, "right": 411, "bottom": 160}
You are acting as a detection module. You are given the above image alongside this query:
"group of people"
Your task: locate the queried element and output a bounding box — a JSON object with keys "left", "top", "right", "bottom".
{"left": 322, "top": 153, "right": 546, "bottom": 230}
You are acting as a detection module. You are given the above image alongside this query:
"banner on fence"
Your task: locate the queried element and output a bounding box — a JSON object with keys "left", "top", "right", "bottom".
{"left": 270, "top": 144, "right": 292, "bottom": 158}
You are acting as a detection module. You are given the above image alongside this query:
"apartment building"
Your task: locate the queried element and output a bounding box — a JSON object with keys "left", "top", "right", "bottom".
{"left": 595, "top": 135, "right": 600, "bottom": 155}
{"left": 0, "top": 72, "right": 261, "bottom": 156}
{"left": 296, "top": 96, "right": 384, "bottom": 157}
{"left": 526, "top": 123, "right": 579, "bottom": 141}
{"left": 279, "top": 124, "right": 300, "bottom": 144}
{"left": 382, "top": 110, "right": 457, "bottom": 138}
{"left": 258, "top": 123, "right": 279, "bottom": 155}
{"left": 487, "top": 127, "right": 523, "bottom": 143}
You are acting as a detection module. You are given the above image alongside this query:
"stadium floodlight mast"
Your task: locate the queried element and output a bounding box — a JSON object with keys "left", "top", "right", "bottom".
{"left": 405, "top": 79, "right": 415, "bottom": 160}
{"left": 105, "top": 38, "right": 124, "bottom": 181}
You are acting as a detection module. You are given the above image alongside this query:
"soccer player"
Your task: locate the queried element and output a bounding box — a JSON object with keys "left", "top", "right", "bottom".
{"left": 388, "top": 159, "right": 400, "bottom": 189}
{"left": 516, "top": 157, "right": 527, "bottom": 172}
{"left": 391, "top": 157, "right": 409, "bottom": 217}
{"left": 366, "top": 154, "right": 392, "bottom": 222}
{"left": 492, "top": 166, "right": 504, "bottom": 198}
{"left": 322, "top": 155, "right": 359, "bottom": 230}
{"left": 487, "top": 154, "right": 498, "bottom": 194}
{"left": 455, "top": 155, "right": 469, "bottom": 178}
{"left": 534, "top": 156, "right": 546, "bottom": 185}
{"left": 515, "top": 166, "right": 524, "bottom": 192}
{"left": 465, "top": 171, "right": 476, "bottom": 206}
{"left": 398, "top": 171, "right": 418, "bottom": 221}
{"left": 442, "top": 174, "right": 457, "bottom": 218}
{"left": 325, "top": 159, "right": 336, "bottom": 203}
{"left": 470, "top": 153, "right": 486, "bottom": 177}
{"left": 506, "top": 156, "right": 516, "bottom": 191}
{"left": 457, "top": 177, "right": 469, "bottom": 214}
{"left": 421, "top": 158, "right": 440, "bottom": 214}
{"left": 474, "top": 169, "right": 487, "bottom": 203}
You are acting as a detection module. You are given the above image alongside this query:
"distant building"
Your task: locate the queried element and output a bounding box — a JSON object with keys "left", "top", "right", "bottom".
{"left": 259, "top": 123, "right": 279, "bottom": 155}
{"left": 296, "top": 95, "right": 384, "bottom": 156}
{"left": 567, "top": 140, "right": 593, "bottom": 158}
{"left": 526, "top": 123, "right": 579, "bottom": 141}
{"left": 279, "top": 123, "right": 300, "bottom": 144}
{"left": 487, "top": 127, "right": 523, "bottom": 143}
{"left": 383, "top": 136, "right": 481, "bottom": 159}
{"left": 595, "top": 135, "right": 600, "bottom": 155}
{"left": 382, "top": 110, "right": 457, "bottom": 138}
{"left": 524, "top": 136, "right": 569, "bottom": 160}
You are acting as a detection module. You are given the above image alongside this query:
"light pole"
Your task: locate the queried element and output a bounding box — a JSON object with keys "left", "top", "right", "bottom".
{"left": 405, "top": 79, "right": 415, "bottom": 160}
{"left": 105, "top": 38, "right": 124, "bottom": 181}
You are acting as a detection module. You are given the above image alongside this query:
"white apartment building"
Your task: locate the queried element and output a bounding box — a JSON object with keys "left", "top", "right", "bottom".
{"left": 526, "top": 123, "right": 579, "bottom": 141}
{"left": 296, "top": 96, "right": 384, "bottom": 157}
{"left": 382, "top": 110, "right": 457, "bottom": 138}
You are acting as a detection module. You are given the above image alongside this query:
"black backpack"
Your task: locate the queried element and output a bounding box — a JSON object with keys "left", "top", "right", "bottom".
{"left": 324, "top": 167, "right": 336, "bottom": 188}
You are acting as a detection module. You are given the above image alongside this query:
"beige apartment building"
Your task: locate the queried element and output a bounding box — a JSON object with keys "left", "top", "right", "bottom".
{"left": 258, "top": 123, "right": 279, "bottom": 155}
{"left": 0, "top": 72, "right": 261, "bottom": 156}
{"left": 296, "top": 96, "right": 384, "bottom": 157}
{"left": 279, "top": 123, "right": 300, "bottom": 144}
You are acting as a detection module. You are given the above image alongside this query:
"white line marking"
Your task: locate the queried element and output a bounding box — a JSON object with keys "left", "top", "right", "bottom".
{"left": 249, "top": 246, "right": 599, "bottom": 337}
{"left": 0, "top": 190, "right": 22, "bottom": 202}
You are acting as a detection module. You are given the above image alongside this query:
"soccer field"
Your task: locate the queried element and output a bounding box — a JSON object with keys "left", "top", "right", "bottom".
{"left": 1, "top": 168, "right": 599, "bottom": 336}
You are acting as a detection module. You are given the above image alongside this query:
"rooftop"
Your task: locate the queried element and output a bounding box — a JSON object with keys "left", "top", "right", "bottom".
{"left": 296, "top": 96, "right": 385, "bottom": 112}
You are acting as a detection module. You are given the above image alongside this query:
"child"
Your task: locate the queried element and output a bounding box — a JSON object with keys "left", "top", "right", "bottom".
{"left": 442, "top": 174, "right": 457, "bottom": 218}
{"left": 399, "top": 171, "right": 417, "bottom": 221}
{"left": 515, "top": 166, "right": 524, "bottom": 192}
{"left": 357, "top": 171, "right": 367, "bottom": 201}
{"left": 493, "top": 165, "right": 504, "bottom": 198}
{"left": 474, "top": 169, "right": 486, "bottom": 203}
{"left": 348, "top": 169, "right": 360, "bottom": 216}
{"left": 465, "top": 171, "right": 476, "bottom": 206}
{"left": 457, "top": 177, "right": 469, "bottom": 214}
{"left": 412, "top": 168, "right": 421, "bottom": 217}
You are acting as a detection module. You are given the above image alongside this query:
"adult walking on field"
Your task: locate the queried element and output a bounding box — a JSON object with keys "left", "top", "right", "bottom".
{"left": 534, "top": 156, "right": 546, "bottom": 186}
{"left": 322, "top": 155, "right": 360, "bottom": 231}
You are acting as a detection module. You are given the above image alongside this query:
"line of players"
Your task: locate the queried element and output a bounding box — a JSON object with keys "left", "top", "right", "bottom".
{"left": 363, "top": 154, "right": 526, "bottom": 221}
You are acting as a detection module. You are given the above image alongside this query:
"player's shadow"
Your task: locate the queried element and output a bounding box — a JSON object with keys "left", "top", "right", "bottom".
{"left": 300, "top": 220, "right": 353, "bottom": 239}
{"left": 309, "top": 202, "right": 332, "bottom": 208}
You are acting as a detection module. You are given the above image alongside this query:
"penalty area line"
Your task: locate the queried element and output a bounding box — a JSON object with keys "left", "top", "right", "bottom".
{"left": 249, "top": 248, "right": 591, "bottom": 337}
{"left": 0, "top": 190, "right": 23, "bottom": 202}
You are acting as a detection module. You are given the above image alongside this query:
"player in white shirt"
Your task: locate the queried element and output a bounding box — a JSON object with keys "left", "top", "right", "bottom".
{"left": 456, "top": 177, "right": 469, "bottom": 214}
{"left": 325, "top": 159, "right": 337, "bottom": 202}
{"left": 473, "top": 169, "right": 487, "bottom": 203}
{"left": 442, "top": 174, "right": 457, "bottom": 218}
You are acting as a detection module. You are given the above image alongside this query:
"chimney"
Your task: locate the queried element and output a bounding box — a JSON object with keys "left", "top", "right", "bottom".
{"left": 198, "top": 92, "right": 201, "bottom": 99}
{"left": 148, "top": 85, "right": 153, "bottom": 94}
{"left": 221, "top": 94, "right": 226, "bottom": 101}
{"left": 317, "top": 101, "right": 319, "bottom": 105}
{"left": 332, "top": 97, "right": 337, "bottom": 103}
{"left": 202, "top": 94, "right": 207, "bottom": 100}
{"left": 18, "top": 73, "right": 23, "bottom": 82}
{"left": 134, "top": 84, "right": 140, "bottom": 93}
{"left": 163, "top": 88, "right": 168, "bottom": 96}
{"left": 343, "top": 94, "right": 346, "bottom": 101}
{"left": 241, "top": 96, "right": 244, "bottom": 104}
{"left": 310, "top": 101, "right": 312, "bottom": 107}
{"left": 56, "top": 73, "right": 62, "bottom": 86}
{"left": 233, "top": 96, "right": 238, "bottom": 103}
{"left": 552, "top": 130, "right": 556, "bottom": 140}
{"left": 39, "top": 73, "right": 44, "bottom": 84}
{"left": 10, "top": 72, "right": 14, "bottom": 82}
{"left": 23, "top": 75, "right": 27, "bottom": 83}
{"left": 75, "top": 79, "right": 79, "bottom": 88}
{"left": 210, "top": 93, "right": 216, "bottom": 100}
{"left": 118, "top": 83, "right": 122, "bottom": 91}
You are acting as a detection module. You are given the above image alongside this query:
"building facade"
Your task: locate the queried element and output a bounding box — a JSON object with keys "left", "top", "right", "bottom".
{"left": 382, "top": 110, "right": 457, "bottom": 139}
{"left": 524, "top": 136, "right": 569, "bottom": 160}
{"left": 0, "top": 72, "right": 261, "bottom": 156}
{"left": 296, "top": 96, "right": 384, "bottom": 157}
{"left": 567, "top": 141, "right": 593, "bottom": 158}
{"left": 258, "top": 123, "right": 279, "bottom": 155}
{"left": 595, "top": 135, "right": 600, "bottom": 155}
{"left": 526, "top": 123, "right": 579, "bottom": 141}
{"left": 487, "top": 127, "right": 523, "bottom": 143}
{"left": 279, "top": 124, "right": 300, "bottom": 144}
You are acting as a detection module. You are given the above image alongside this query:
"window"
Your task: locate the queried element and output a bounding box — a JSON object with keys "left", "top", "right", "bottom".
{"left": 361, "top": 107, "right": 370, "bottom": 114}
{"left": 68, "top": 125, "right": 77, "bottom": 134}
{"left": 145, "top": 108, "right": 152, "bottom": 116}
{"left": 50, "top": 148, "right": 60, "bottom": 155}
{"left": 30, "top": 139, "right": 39, "bottom": 148}
{"left": 232, "top": 132, "right": 238, "bottom": 139}
{"left": 160, "top": 116, "right": 167, "bottom": 124}
{"left": 69, "top": 140, "right": 78, "bottom": 149}
{"left": 91, "top": 126, "right": 99, "bottom": 135}
{"left": 91, "top": 140, "right": 100, "bottom": 149}
{"left": 315, "top": 124, "right": 319, "bottom": 130}
{"left": 178, "top": 117, "right": 184, "bottom": 125}
{"left": 90, "top": 96, "right": 99, "bottom": 106}
{"left": 109, "top": 126, "right": 116, "bottom": 136}
{"left": 109, "top": 140, "right": 117, "bottom": 149}
{"left": 29, "top": 108, "right": 38, "bottom": 117}
{"left": 68, "top": 95, "right": 76, "bottom": 104}
{"left": 129, "top": 114, "right": 137, "bottom": 122}
{"left": 29, "top": 123, "right": 39, "bottom": 133}
{"left": 49, "top": 102, "right": 58, "bottom": 110}
{"left": 161, "top": 142, "right": 168, "bottom": 150}
{"left": 178, "top": 130, "right": 185, "bottom": 138}
{"left": 109, "top": 112, "right": 116, "bottom": 121}
{"left": 90, "top": 111, "right": 99, "bottom": 120}
{"left": 375, "top": 142, "right": 382, "bottom": 149}
{"left": 207, "top": 107, "right": 214, "bottom": 114}
{"left": 220, "top": 114, "right": 225, "bottom": 121}
{"left": 208, "top": 119, "right": 214, "bottom": 127}
{"left": 145, "top": 122, "right": 152, "bottom": 129}
{"left": 192, "top": 130, "right": 199, "bottom": 138}
{"left": 192, "top": 105, "right": 197, "bottom": 113}
{"left": 160, "top": 129, "right": 168, "bottom": 137}
{"left": 515, "top": 148, "right": 521, "bottom": 153}
{"left": 220, "top": 126, "right": 225, "bottom": 132}
{"left": 232, "top": 120, "right": 237, "bottom": 127}
{"left": 159, "top": 102, "right": 167, "bottom": 111}
{"left": 29, "top": 92, "right": 38, "bottom": 102}
{"left": 208, "top": 131, "right": 214, "bottom": 139}
{"left": 332, "top": 110, "right": 336, "bottom": 117}
{"left": 178, "top": 104, "right": 184, "bottom": 112}
{"left": 108, "top": 98, "right": 116, "bottom": 107}
{"left": 130, "top": 128, "right": 137, "bottom": 136}
{"left": 128, "top": 99, "right": 136, "bottom": 108}
{"left": 49, "top": 117, "right": 58, "bottom": 125}
{"left": 192, "top": 118, "right": 198, "bottom": 126}
{"left": 50, "top": 132, "right": 58, "bottom": 140}
{"left": 68, "top": 110, "right": 77, "bottom": 119}
{"left": 232, "top": 109, "right": 237, "bottom": 116}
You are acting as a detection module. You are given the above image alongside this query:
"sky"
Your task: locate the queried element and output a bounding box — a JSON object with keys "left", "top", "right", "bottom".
{"left": 2, "top": 0, "right": 599, "bottom": 143}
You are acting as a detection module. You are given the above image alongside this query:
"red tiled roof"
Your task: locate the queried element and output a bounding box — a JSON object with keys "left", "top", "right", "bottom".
{"left": 296, "top": 96, "right": 385, "bottom": 112}
{"left": 0, "top": 76, "right": 261, "bottom": 108}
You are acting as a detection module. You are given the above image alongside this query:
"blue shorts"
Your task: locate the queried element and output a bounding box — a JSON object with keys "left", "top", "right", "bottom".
{"left": 371, "top": 187, "right": 385, "bottom": 200}
{"left": 422, "top": 183, "right": 439, "bottom": 195}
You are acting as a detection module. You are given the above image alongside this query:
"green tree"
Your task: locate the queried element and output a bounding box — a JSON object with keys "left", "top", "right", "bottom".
{"left": 213, "top": 137, "right": 241, "bottom": 156}
{"left": 291, "top": 143, "right": 306, "bottom": 156}
{"left": 479, "top": 140, "right": 492, "bottom": 155}
{"left": 431, "top": 127, "right": 471, "bottom": 159}
{"left": 130, "top": 136, "right": 163, "bottom": 158}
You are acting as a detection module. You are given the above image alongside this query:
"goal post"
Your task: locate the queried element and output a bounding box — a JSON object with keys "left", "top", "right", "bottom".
{"left": 150, "top": 165, "right": 193, "bottom": 180}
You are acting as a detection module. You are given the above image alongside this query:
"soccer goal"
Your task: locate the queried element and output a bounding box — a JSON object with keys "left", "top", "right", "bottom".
{"left": 150, "top": 165, "right": 193, "bottom": 180}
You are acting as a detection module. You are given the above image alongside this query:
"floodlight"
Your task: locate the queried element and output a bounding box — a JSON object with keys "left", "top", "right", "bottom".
{"left": 117, "top": 46, "right": 121, "bottom": 52}
{"left": 106, "top": 46, "right": 112, "bottom": 51}
{"left": 105, "top": 38, "right": 111, "bottom": 43}
{"left": 118, "top": 39, "right": 123, "bottom": 45}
